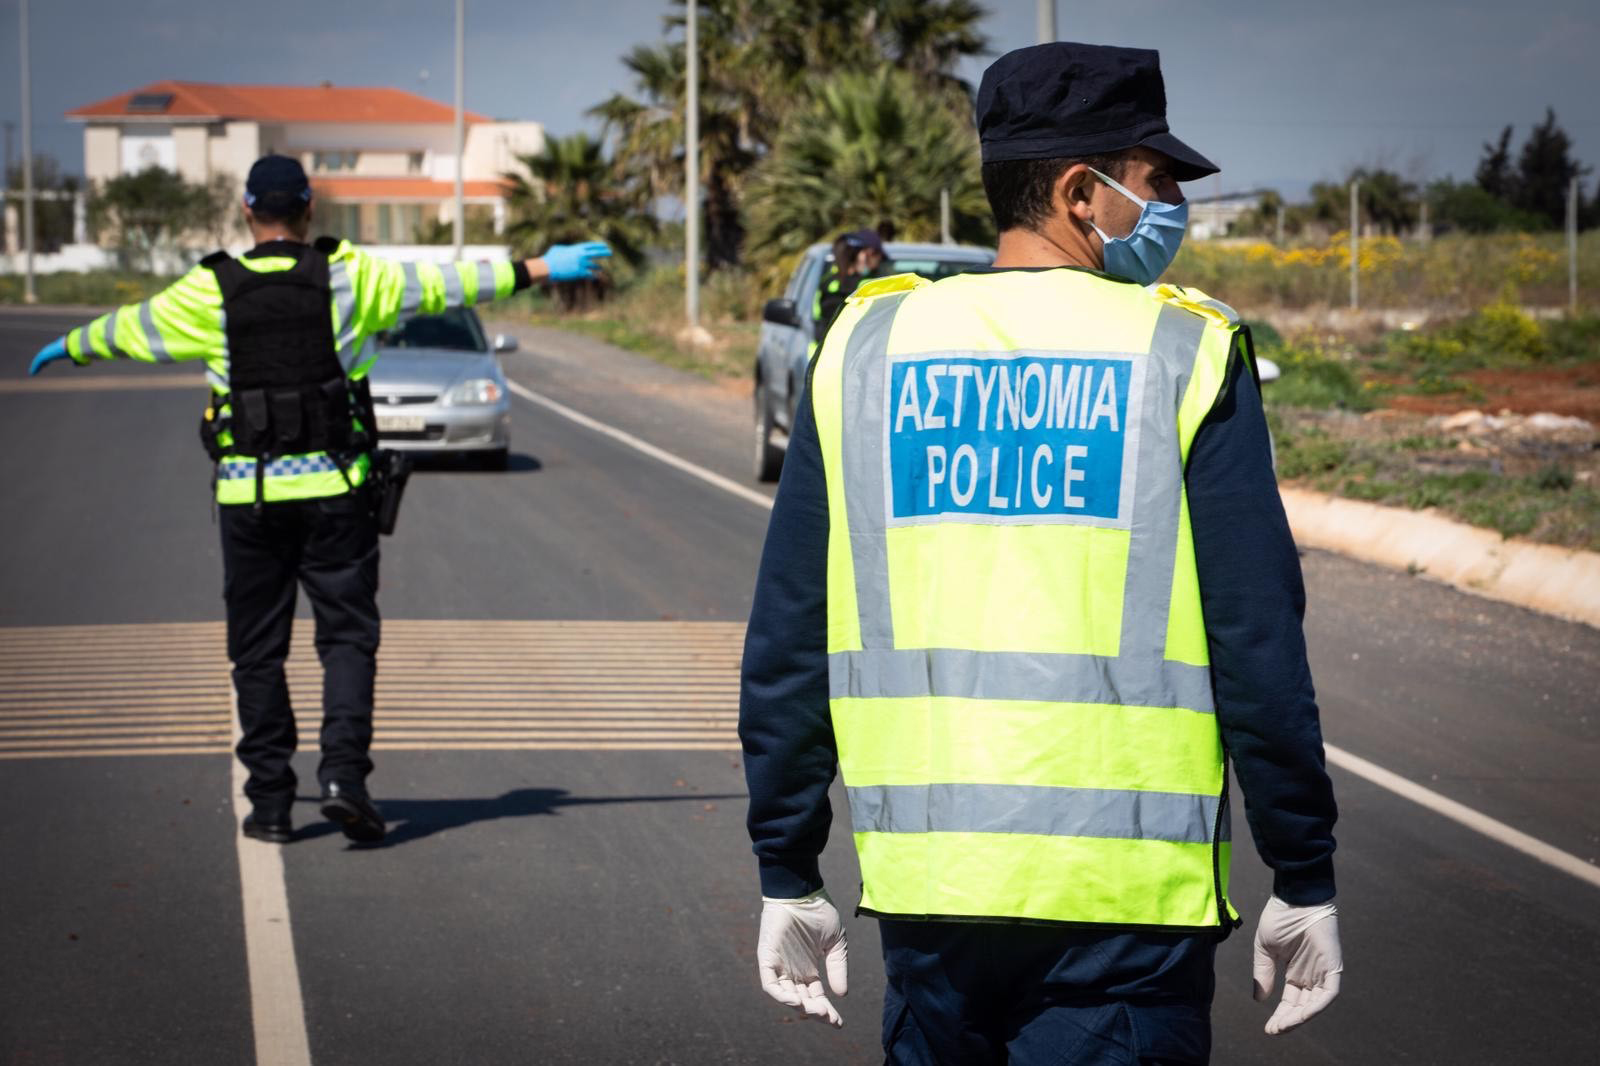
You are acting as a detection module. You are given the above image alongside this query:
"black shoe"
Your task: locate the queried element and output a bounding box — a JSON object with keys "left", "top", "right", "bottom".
{"left": 320, "top": 782, "right": 386, "bottom": 843}
{"left": 242, "top": 810, "right": 293, "bottom": 844}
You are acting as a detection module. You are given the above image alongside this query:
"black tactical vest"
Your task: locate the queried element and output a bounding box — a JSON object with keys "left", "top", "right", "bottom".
{"left": 201, "top": 239, "right": 375, "bottom": 466}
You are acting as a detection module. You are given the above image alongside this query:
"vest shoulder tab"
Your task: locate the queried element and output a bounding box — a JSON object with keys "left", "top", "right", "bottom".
{"left": 313, "top": 235, "right": 342, "bottom": 255}
{"left": 850, "top": 272, "right": 929, "bottom": 303}
{"left": 1152, "top": 283, "right": 1239, "bottom": 329}
{"left": 199, "top": 250, "right": 232, "bottom": 269}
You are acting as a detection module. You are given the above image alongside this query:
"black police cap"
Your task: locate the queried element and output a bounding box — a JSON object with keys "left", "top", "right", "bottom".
{"left": 976, "top": 42, "right": 1218, "bottom": 182}
{"left": 244, "top": 154, "right": 312, "bottom": 213}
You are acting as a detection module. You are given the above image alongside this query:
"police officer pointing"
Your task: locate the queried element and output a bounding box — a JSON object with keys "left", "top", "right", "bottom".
{"left": 30, "top": 155, "right": 611, "bottom": 846}
{"left": 739, "top": 43, "right": 1341, "bottom": 1062}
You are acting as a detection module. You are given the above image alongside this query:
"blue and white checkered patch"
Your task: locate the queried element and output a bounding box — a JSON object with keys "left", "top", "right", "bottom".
{"left": 218, "top": 455, "right": 341, "bottom": 480}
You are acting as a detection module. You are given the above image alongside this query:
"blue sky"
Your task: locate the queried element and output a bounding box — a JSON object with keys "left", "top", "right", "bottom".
{"left": 1, "top": 0, "right": 1596, "bottom": 200}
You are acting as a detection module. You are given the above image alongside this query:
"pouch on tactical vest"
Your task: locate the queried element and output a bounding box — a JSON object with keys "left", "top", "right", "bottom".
{"left": 199, "top": 239, "right": 376, "bottom": 506}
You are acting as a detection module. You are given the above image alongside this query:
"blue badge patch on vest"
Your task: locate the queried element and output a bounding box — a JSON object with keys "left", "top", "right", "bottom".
{"left": 884, "top": 353, "right": 1144, "bottom": 528}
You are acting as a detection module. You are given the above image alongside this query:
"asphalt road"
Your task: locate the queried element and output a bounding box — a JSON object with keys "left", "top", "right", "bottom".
{"left": 2, "top": 304, "right": 1598, "bottom": 1065}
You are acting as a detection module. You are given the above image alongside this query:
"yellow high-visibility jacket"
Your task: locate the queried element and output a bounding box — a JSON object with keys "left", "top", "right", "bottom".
{"left": 65, "top": 239, "right": 520, "bottom": 504}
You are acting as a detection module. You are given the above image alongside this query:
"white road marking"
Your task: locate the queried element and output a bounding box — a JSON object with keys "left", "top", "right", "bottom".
{"left": 1325, "top": 743, "right": 1600, "bottom": 889}
{"left": 506, "top": 375, "right": 1600, "bottom": 892}
{"left": 504, "top": 379, "right": 776, "bottom": 510}
{"left": 231, "top": 691, "right": 314, "bottom": 1066}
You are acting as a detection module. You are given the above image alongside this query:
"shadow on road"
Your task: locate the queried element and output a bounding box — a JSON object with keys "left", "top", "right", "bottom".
{"left": 289, "top": 787, "right": 744, "bottom": 848}
{"left": 401, "top": 451, "right": 542, "bottom": 475}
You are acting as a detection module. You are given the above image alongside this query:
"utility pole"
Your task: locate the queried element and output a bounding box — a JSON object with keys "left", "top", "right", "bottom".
{"left": 1274, "top": 202, "right": 1285, "bottom": 246}
{"left": 685, "top": 0, "right": 700, "bottom": 331}
{"left": 20, "top": 0, "right": 36, "bottom": 303}
{"left": 1037, "top": 0, "right": 1056, "bottom": 43}
{"left": 1349, "top": 179, "right": 1360, "bottom": 311}
{"left": 452, "top": 0, "right": 465, "bottom": 258}
{"left": 1570, "top": 176, "right": 1581, "bottom": 314}
{"left": 940, "top": 188, "right": 952, "bottom": 245}
{"left": 1418, "top": 198, "right": 1430, "bottom": 245}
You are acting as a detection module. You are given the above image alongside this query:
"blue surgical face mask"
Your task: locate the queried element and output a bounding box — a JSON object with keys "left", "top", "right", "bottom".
{"left": 1088, "top": 167, "right": 1188, "bottom": 285}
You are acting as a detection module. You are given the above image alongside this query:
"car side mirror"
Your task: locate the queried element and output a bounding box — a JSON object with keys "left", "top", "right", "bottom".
{"left": 763, "top": 298, "right": 800, "bottom": 328}
{"left": 492, "top": 334, "right": 519, "bottom": 353}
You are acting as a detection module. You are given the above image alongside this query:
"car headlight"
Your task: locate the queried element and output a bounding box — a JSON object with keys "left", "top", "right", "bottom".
{"left": 441, "top": 378, "right": 502, "bottom": 406}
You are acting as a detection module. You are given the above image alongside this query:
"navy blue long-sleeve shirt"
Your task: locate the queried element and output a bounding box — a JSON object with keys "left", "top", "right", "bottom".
{"left": 739, "top": 316, "right": 1338, "bottom": 919}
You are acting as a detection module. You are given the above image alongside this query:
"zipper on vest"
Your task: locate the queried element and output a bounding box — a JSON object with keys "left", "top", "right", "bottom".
{"left": 1213, "top": 759, "right": 1240, "bottom": 929}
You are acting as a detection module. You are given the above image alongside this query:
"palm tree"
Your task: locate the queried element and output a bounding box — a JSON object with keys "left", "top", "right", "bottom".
{"left": 502, "top": 133, "right": 655, "bottom": 309}
{"left": 591, "top": 0, "right": 990, "bottom": 270}
{"left": 743, "top": 67, "right": 993, "bottom": 282}
{"left": 502, "top": 132, "right": 654, "bottom": 263}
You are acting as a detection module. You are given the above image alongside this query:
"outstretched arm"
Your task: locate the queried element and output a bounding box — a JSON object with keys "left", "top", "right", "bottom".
{"left": 346, "top": 240, "right": 612, "bottom": 334}
{"left": 29, "top": 266, "right": 224, "bottom": 374}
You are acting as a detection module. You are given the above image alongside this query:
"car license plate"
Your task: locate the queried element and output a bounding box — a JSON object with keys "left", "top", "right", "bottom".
{"left": 376, "top": 414, "right": 426, "bottom": 433}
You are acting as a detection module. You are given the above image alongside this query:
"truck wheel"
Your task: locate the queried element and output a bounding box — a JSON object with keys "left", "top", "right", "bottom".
{"left": 753, "top": 381, "right": 784, "bottom": 482}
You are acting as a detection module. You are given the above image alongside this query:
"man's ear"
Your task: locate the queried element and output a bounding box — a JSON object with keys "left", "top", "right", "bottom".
{"left": 1056, "top": 164, "right": 1096, "bottom": 225}
{"left": 241, "top": 203, "right": 256, "bottom": 229}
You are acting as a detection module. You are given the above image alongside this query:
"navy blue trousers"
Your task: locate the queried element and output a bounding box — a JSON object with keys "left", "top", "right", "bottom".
{"left": 879, "top": 920, "right": 1218, "bottom": 1065}
{"left": 220, "top": 491, "right": 380, "bottom": 813}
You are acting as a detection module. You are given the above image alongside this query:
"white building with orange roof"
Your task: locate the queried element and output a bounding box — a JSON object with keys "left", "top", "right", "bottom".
{"left": 66, "top": 80, "right": 543, "bottom": 247}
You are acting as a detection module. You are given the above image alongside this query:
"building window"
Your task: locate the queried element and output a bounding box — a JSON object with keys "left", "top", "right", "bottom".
{"left": 311, "top": 150, "right": 358, "bottom": 173}
{"left": 407, "top": 152, "right": 425, "bottom": 175}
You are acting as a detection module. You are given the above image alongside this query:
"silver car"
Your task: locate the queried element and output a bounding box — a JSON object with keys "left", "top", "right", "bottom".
{"left": 753, "top": 241, "right": 995, "bottom": 481}
{"left": 366, "top": 307, "right": 515, "bottom": 470}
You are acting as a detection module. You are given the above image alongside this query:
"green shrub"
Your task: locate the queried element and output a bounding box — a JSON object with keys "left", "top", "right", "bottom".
{"left": 1543, "top": 314, "right": 1600, "bottom": 363}
{"left": 1535, "top": 464, "right": 1575, "bottom": 492}
{"left": 1276, "top": 429, "right": 1350, "bottom": 479}
{"left": 1264, "top": 344, "right": 1373, "bottom": 410}
{"left": 1242, "top": 320, "right": 1283, "bottom": 351}
{"left": 0, "top": 271, "right": 174, "bottom": 306}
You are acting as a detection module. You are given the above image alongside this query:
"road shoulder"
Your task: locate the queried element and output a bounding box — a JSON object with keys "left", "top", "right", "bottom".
{"left": 1283, "top": 486, "right": 1600, "bottom": 628}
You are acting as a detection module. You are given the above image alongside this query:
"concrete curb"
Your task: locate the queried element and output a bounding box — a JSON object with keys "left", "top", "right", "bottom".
{"left": 1280, "top": 487, "right": 1600, "bottom": 629}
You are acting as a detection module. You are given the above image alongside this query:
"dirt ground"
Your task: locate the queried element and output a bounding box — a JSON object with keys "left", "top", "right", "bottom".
{"left": 1382, "top": 364, "right": 1600, "bottom": 422}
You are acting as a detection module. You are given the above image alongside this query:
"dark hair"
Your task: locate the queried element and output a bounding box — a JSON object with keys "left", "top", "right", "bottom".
{"left": 248, "top": 193, "right": 311, "bottom": 227}
{"left": 875, "top": 219, "right": 897, "bottom": 242}
{"left": 831, "top": 234, "right": 855, "bottom": 268}
{"left": 981, "top": 152, "right": 1127, "bottom": 233}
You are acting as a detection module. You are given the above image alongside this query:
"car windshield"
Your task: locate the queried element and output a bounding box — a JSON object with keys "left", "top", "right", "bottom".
{"left": 376, "top": 308, "right": 487, "bottom": 353}
{"left": 883, "top": 256, "right": 991, "bottom": 281}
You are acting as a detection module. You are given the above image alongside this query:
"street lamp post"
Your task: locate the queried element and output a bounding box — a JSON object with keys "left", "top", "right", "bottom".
{"left": 685, "top": 1, "right": 699, "bottom": 331}
{"left": 1570, "top": 177, "right": 1581, "bottom": 314}
{"left": 1349, "top": 180, "right": 1360, "bottom": 311}
{"left": 19, "top": 0, "right": 36, "bottom": 304}
{"left": 1037, "top": 0, "right": 1056, "bottom": 44}
{"left": 452, "top": 0, "right": 465, "bottom": 258}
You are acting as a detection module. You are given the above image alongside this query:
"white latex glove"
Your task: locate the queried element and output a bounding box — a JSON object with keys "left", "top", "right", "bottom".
{"left": 757, "top": 890, "right": 849, "bottom": 1028}
{"left": 1252, "top": 895, "right": 1343, "bottom": 1035}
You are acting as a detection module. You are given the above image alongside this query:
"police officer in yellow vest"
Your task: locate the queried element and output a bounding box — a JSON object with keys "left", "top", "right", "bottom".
{"left": 29, "top": 155, "right": 611, "bottom": 846}
{"left": 739, "top": 43, "right": 1341, "bottom": 1062}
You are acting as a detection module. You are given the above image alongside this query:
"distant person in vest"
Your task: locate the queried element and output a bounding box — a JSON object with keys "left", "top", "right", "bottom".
{"left": 739, "top": 42, "right": 1340, "bottom": 1063}
{"left": 812, "top": 228, "right": 887, "bottom": 349}
{"left": 29, "top": 155, "right": 611, "bottom": 846}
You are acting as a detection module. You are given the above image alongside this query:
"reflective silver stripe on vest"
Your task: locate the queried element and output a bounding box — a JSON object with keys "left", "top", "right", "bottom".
{"left": 442, "top": 263, "right": 464, "bottom": 307}
{"left": 476, "top": 261, "right": 497, "bottom": 301}
{"left": 848, "top": 782, "right": 1223, "bottom": 844}
{"left": 840, "top": 294, "right": 912, "bottom": 649}
{"left": 833, "top": 297, "right": 1213, "bottom": 713}
{"left": 830, "top": 647, "right": 1214, "bottom": 712}
{"left": 138, "top": 301, "right": 174, "bottom": 363}
{"left": 329, "top": 261, "right": 362, "bottom": 372}
{"left": 101, "top": 313, "right": 123, "bottom": 359}
{"left": 1118, "top": 304, "right": 1205, "bottom": 669}
{"left": 400, "top": 261, "right": 423, "bottom": 314}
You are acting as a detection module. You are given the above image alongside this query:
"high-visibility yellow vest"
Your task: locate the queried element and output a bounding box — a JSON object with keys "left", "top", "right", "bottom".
{"left": 809, "top": 266, "right": 1246, "bottom": 930}
{"left": 66, "top": 241, "right": 519, "bottom": 504}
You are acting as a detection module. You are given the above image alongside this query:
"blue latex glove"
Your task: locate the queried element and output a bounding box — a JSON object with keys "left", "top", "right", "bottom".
{"left": 29, "top": 337, "right": 72, "bottom": 376}
{"left": 543, "top": 241, "right": 613, "bottom": 282}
